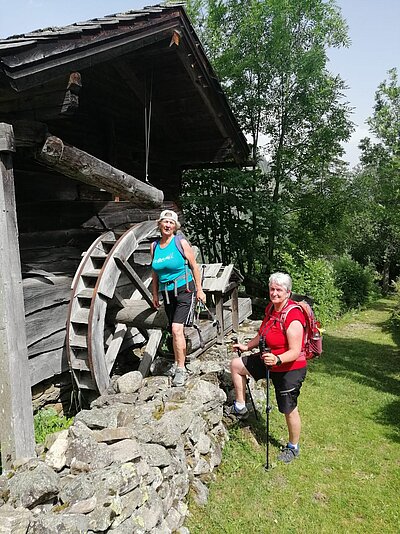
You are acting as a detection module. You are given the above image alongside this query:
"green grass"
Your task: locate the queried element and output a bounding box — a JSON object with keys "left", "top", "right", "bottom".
{"left": 34, "top": 408, "right": 73, "bottom": 444}
{"left": 187, "top": 298, "right": 400, "bottom": 534}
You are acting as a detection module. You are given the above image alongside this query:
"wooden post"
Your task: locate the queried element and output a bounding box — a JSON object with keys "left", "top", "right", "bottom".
{"left": 0, "top": 123, "right": 35, "bottom": 468}
{"left": 231, "top": 286, "right": 239, "bottom": 333}
{"left": 215, "top": 293, "right": 225, "bottom": 344}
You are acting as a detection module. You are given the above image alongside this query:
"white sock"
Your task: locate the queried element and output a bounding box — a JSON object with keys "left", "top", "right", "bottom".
{"left": 235, "top": 401, "right": 246, "bottom": 410}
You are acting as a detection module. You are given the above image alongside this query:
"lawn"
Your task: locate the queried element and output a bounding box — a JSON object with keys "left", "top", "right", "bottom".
{"left": 186, "top": 298, "right": 400, "bottom": 534}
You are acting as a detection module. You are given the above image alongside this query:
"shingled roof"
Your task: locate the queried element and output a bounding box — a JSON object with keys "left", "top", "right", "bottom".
{"left": 0, "top": 3, "right": 249, "bottom": 191}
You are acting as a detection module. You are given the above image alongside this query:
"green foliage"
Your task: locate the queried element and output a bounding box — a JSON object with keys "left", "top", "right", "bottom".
{"left": 333, "top": 256, "right": 379, "bottom": 311}
{"left": 34, "top": 408, "right": 73, "bottom": 444}
{"left": 181, "top": 0, "right": 353, "bottom": 275}
{"left": 182, "top": 167, "right": 272, "bottom": 277}
{"left": 276, "top": 251, "right": 341, "bottom": 325}
{"left": 353, "top": 68, "right": 400, "bottom": 291}
{"left": 389, "top": 278, "right": 400, "bottom": 327}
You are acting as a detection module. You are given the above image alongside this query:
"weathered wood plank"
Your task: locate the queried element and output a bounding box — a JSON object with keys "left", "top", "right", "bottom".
{"left": 138, "top": 329, "right": 163, "bottom": 377}
{"left": 29, "top": 347, "right": 70, "bottom": 386}
{"left": 114, "top": 256, "right": 154, "bottom": 308}
{"left": 28, "top": 329, "right": 66, "bottom": 357}
{"left": 26, "top": 303, "right": 69, "bottom": 347}
{"left": 35, "top": 135, "right": 164, "bottom": 207}
{"left": 185, "top": 297, "right": 252, "bottom": 355}
{"left": 23, "top": 275, "right": 71, "bottom": 315}
{"left": 114, "top": 300, "right": 168, "bottom": 330}
{"left": 0, "top": 124, "right": 35, "bottom": 466}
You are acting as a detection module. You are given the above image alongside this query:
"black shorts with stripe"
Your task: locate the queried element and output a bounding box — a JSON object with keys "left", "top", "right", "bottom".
{"left": 164, "top": 280, "right": 196, "bottom": 326}
{"left": 242, "top": 353, "right": 307, "bottom": 414}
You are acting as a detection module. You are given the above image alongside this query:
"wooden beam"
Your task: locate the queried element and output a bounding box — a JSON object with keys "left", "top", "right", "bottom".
{"left": 138, "top": 329, "right": 163, "bottom": 377}
{"left": 0, "top": 123, "right": 35, "bottom": 468}
{"left": 114, "top": 255, "right": 154, "bottom": 308}
{"left": 34, "top": 135, "right": 164, "bottom": 207}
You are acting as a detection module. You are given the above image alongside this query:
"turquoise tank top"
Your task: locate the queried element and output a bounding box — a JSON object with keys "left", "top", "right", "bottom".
{"left": 152, "top": 238, "right": 193, "bottom": 292}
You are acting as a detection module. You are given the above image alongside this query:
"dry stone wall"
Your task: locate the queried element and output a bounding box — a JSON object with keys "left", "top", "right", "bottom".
{"left": 0, "top": 320, "right": 260, "bottom": 534}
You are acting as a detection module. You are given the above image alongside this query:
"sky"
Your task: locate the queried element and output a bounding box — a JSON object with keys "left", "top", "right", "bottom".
{"left": 0, "top": 0, "right": 399, "bottom": 168}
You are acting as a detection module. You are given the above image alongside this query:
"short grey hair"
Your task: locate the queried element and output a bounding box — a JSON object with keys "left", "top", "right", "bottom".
{"left": 268, "top": 272, "right": 292, "bottom": 292}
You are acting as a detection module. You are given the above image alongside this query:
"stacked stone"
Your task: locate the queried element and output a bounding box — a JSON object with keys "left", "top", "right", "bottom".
{"left": 0, "top": 320, "right": 261, "bottom": 533}
{"left": 0, "top": 362, "right": 232, "bottom": 533}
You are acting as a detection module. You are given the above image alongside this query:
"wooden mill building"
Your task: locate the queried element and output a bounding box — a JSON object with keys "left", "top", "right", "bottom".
{"left": 0, "top": 3, "right": 250, "bottom": 465}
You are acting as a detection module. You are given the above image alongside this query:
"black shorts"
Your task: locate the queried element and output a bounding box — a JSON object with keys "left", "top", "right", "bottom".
{"left": 242, "top": 353, "right": 307, "bottom": 414}
{"left": 164, "top": 280, "right": 196, "bottom": 326}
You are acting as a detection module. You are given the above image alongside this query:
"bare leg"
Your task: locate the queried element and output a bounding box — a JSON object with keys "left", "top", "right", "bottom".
{"left": 171, "top": 322, "right": 186, "bottom": 367}
{"left": 285, "top": 407, "right": 301, "bottom": 445}
{"left": 230, "top": 356, "right": 250, "bottom": 404}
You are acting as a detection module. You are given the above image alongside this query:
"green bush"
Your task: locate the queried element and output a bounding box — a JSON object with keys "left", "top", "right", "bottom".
{"left": 389, "top": 278, "right": 400, "bottom": 327}
{"left": 333, "top": 255, "right": 379, "bottom": 311}
{"left": 34, "top": 408, "right": 73, "bottom": 444}
{"left": 277, "top": 252, "right": 342, "bottom": 326}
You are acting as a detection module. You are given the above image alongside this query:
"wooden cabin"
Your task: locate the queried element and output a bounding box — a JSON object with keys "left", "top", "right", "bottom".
{"left": 0, "top": 3, "right": 250, "bottom": 465}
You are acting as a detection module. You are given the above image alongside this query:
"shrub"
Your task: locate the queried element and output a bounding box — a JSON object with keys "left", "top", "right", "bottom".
{"left": 34, "top": 408, "right": 73, "bottom": 444}
{"left": 389, "top": 278, "right": 400, "bottom": 327}
{"left": 277, "top": 252, "right": 342, "bottom": 326}
{"left": 333, "top": 256, "right": 379, "bottom": 311}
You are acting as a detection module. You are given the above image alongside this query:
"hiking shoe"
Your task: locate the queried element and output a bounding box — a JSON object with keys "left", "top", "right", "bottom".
{"left": 278, "top": 445, "right": 300, "bottom": 464}
{"left": 172, "top": 367, "right": 187, "bottom": 387}
{"left": 165, "top": 362, "right": 177, "bottom": 377}
{"left": 228, "top": 401, "right": 249, "bottom": 420}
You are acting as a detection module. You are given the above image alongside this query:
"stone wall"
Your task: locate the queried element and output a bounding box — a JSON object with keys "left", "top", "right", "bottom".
{"left": 0, "top": 321, "right": 259, "bottom": 534}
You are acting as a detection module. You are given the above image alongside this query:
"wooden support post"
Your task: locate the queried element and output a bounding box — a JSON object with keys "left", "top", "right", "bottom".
{"left": 231, "top": 286, "right": 239, "bottom": 333}
{"left": 138, "top": 329, "right": 163, "bottom": 377}
{"left": 215, "top": 293, "right": 225, "bottom": 344}
{"left": 0, "top": 123, "right": 35, "bottom": 468}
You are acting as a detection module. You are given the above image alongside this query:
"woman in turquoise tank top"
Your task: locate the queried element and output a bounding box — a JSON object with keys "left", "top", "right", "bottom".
{"left": 151, "top": 210, "right": 206, "bottom": 386}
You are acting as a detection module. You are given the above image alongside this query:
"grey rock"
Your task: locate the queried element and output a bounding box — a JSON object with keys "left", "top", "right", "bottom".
{"left": 92, "top": 427, "right": 136, "bottom": 443}
{"left": 149, "top": 408, "right": 194, "bottom": 447}
{"left": 196, "top": 433, "right": 211, "bottom": 455}
{"left": 67, "top": 420, "right": 94, "bottom": 441}
{"left": 116, "top": 371, "right": 143, "bottom": 394}
{"left": 27, "top": 513, "right": 89, "bottom": 533}
{"left": 64, "top": 495, "right": 97, "bottom": 514}
{"left": 111, "top": 487, "right": 148, "bottom": 529}
{"left": 8, "top": 462, "right": 60, "bottom": 509}
{"left": 65, "top": 437, "right": 113, "bottom": 469}
{"left": 90, "top": 392, "right": 138, "bottom": 408}
{"left": 108, "top": 439, "right": 141, "bottom": 464}
{"left": 139, "top": 443, "right": 173, "bottom": 468}
{"left": 87, "top": 494, "right": 123, "bottom": 532}
{"left": 190, "top": 478, "right": 209, "bottom": 506}
{"left": 45, "top": 431, "right": 69, "bottom": 471}
{"left": 186, "top": 415, "right": 207, "bottom": 444}
{"left": 0, "top": 505, "right": 32, "bottom": 534}
{"left": 74, "top": 405, "right": 123, "bottom": 429}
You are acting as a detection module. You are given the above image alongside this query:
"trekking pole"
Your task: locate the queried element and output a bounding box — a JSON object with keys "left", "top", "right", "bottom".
{"left": 232, "top": 337, "right": 259, "bottom": 420}
{"left": 259, "top": 335, "right": 272, "bottom": 471}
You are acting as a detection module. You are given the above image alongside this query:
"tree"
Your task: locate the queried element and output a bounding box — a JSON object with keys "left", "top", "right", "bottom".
{"left": 350, "top": 68, "right": 400, "bottom": 291}
{"left": 181, "top": 0, "right": 353, "bottom": 279}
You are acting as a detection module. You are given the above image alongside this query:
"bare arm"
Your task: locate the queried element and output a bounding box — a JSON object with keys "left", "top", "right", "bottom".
{"left": 181, "top": 239, "right": 206, "bottom": 303}
{"left": 150, "top": 242, "right": 160, "bottom": 308}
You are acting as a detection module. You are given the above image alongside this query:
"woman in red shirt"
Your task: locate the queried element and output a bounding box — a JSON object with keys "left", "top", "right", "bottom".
{"left": 231, "top": 272, "right": 307, "bottom": 463}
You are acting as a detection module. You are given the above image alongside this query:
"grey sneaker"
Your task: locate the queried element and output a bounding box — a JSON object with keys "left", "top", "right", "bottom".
{"left": 172, "top": 367, "right": 187, "bottom": 387}
{"left": 165, "top": 362, "right": 177, "bottom": 377}
{"left": 278, "top": 445, "right": 300, "bottom": 464}
{"left": 228, "top": 401, "right": 249, "bottom": 420}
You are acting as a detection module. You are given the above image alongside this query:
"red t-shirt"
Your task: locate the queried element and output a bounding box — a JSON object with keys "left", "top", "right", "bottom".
{"left": 258, "top": 300, "right": 307, "bottom": 372}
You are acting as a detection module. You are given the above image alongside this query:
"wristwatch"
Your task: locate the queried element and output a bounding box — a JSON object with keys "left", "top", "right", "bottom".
{"left": 275, "top": 355, "right": 282, "bottom": 366}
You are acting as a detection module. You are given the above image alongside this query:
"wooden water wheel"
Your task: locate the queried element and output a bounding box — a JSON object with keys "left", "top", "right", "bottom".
{"left": 66, "top": 220, "right": 160, "bottom": 396}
